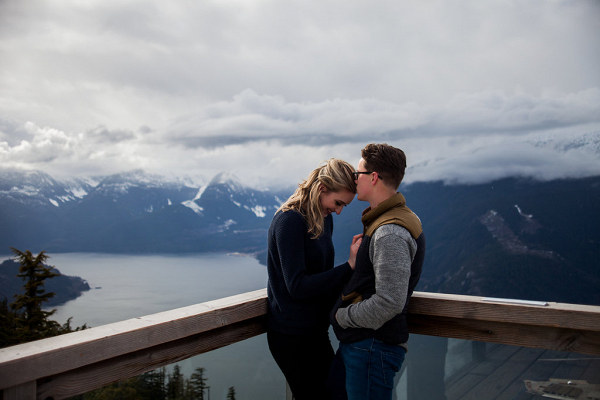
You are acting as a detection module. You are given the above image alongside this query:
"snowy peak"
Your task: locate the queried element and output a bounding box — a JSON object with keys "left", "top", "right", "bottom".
{"left": 531, "top": 130, "right": 600, "bottom": 156}
{"left": 208, "top": 171, "right": 245, "bottom": 190}
{"left": 0, "top": 167, "right": 283, "bottom": 218}
{"left": 0, "top": 168, "right": 201, "bottom": 212}
{"left": 190, "top": 172, "right": 282, "bottom": 222}
{"left": 0, "top": 168, "right": 57, "bottom": 190}
{"left": 59, "top": 177, "right": 100, "bottom": 200}
{"left": 0, "top": 168, "right": 90, "bottom": 207}
{"left": 95, "top": 170, "right": 185, "bottom": 193}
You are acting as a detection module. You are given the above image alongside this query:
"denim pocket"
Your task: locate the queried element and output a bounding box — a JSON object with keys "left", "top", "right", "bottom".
{"left": 348, "top": 338, "right": 374, "bottom": 352}
{"left": 378, "top": 344, "right": 405, "bottom": 389}
{"left": 380, "top": 350, "right": 404, "bottom": 388}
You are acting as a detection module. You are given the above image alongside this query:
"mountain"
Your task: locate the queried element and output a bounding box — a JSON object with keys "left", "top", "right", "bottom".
{"left": 1, "top": 168, "right": 599, "bottom": 306}
{"left": 0, "top": 169, "right": 90, "bottom": 252}
{"left": 0, "top": 168, "right": 287, "bottom": 255}
{"left": 331, "top": 176, "right": 600, "bottom": 306}
{"left": 84, "top": 171, "right": 287, "bottom": 254}
{"left": 0, "top": 169, "right": 94, "bottom": 207}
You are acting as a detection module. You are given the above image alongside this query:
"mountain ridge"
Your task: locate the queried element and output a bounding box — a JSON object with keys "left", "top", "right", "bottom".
{"left": 1, "top": 168, "right": 598, "bottom": 306}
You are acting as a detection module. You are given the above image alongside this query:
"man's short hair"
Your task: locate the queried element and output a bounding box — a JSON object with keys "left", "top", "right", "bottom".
{"left": 361, "top": 143, "right": 406, "bottom": 190}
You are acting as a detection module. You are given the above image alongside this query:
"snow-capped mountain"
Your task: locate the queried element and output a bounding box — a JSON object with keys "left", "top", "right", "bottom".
{"left": 191, "top": 172, "right": 280, "bottom": 221}
{"left": 0, "top": 168, "right": 287, "bottom": 255}
{"left": 71, "top": 170, "right": 200, "bottom": 223}
{"left": 0, "top": 169, "right": 94, "bottom": 207}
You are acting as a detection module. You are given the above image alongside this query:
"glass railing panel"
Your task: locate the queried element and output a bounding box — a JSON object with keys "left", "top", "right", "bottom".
{"left": 177, "top": 334, "right": 285, "bottom": 400}
{"left": 68, "top": 333, "right": 285, "bottom": 400}
{"left": 394, "top": 334, "right": 600, "bottom": 400}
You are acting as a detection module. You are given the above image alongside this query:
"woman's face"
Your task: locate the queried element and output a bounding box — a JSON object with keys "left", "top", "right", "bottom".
{"left": 319, "top": 188, "right": 355, "bottom": 217}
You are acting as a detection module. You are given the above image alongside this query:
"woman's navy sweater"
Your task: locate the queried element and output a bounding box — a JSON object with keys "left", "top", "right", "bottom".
{"left": 267, "top": 209, "right": 352, "bottom": 335}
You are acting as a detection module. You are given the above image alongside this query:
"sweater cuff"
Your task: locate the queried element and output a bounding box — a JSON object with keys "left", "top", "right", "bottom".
{"left": 335, "top": 306, "right": 356, "bottom": 329}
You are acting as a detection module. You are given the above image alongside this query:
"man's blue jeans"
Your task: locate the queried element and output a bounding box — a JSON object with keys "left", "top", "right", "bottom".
{"left": 330, "top": 338, "right": 406, "bottom": 400}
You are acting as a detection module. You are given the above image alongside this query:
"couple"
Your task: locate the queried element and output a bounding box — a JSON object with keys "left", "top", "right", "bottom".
{"left": 266, "top": 143, "right": 426, "bottom": 400}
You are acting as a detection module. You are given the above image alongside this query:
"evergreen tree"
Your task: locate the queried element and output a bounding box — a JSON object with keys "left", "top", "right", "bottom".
{"left": 0, "top": 248, "right": 86, "bottom": 348}
{"left": 10, "top": 248, "right": 60, "bottom": 341}
{"left": 182, "top": 381, "right": 194, "bottom": 400}
{"left": 0, "top": 297, "right": 19, "bottom": 347}
{"left": 226, "top": 386, "right": 236, "bottom": 400}
{"left": 189, "top": 367, "right": 209, "bottom": 400}
{"left": 167, "top": 364, "right": 185, "bottom": 400}
{"left": 68, "top": 364, "right": 221, "bottom": 400}
{"left": 139, "top": 367, "right": 167, "bottom": 400}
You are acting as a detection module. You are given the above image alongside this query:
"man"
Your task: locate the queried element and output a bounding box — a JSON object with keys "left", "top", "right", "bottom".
{"left": 329, "top": 143, "right": 426, "bottom": 400}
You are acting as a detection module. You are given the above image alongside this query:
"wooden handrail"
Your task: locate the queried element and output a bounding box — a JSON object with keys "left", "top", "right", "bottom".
{"left": 407, "top": 292, "right": 600, "bottom": 355}
{"left": 1, "top": 289, "right": 599, "bottom": 399}
{"left": 0, "top": 289, "right": 268, "bottom": 399}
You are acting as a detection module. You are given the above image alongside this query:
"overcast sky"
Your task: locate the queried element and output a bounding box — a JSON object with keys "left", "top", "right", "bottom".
{"left": 1, "top": 0, "right": 599, "bottom": 188}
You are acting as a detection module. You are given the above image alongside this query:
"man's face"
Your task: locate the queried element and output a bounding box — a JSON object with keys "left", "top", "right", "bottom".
{"left": 355, "top": 158, "right": 371, "bottom": 202}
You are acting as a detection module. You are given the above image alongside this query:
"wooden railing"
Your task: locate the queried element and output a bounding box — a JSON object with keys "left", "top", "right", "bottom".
{"left": 1, "top": 289, "right": 599, "bottom": 399}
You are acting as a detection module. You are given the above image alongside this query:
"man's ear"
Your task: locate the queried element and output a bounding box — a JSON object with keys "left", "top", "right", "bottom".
{"left": 371, "top": 173, "right": 378, "bottom": 184}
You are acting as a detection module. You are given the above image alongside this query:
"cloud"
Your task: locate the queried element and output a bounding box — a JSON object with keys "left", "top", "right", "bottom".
{"left": 1, "top": 1, "right": 599, "bottom": 187}
{"left": 0, "top": 120, "right": 144, "bottom": 177}
{"left": 162, "top": 88, "right": 600, "bottom": 149}
{"left": 405, "top": 131, "right": 600, "bottom": 185}
{"left": 2, "top": 114, "right": 599, "bottom": 189}
{"left": 86, "top": 125, "right": 137, "bottom": 143}
{"left": 0, "top": 122, "right": 79, "bottom": 164}
{"left": 0, "top": 118, "right": 33, "bottom": 146}
{"left": 433, "top": 88, "right": 600, "bottom": 134}
{"left": 164, "top": 89, "right": 426, "bottom": 148}
{"left": 1, "top": 1, "right": 599, "bottom": 133}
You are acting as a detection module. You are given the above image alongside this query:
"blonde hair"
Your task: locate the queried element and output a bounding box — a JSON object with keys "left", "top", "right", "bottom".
{"left": 279, "top": 158, "right": 356, "bottom": 239}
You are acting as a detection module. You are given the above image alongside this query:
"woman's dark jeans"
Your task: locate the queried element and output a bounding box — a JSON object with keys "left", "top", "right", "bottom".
{"left": 267, "top": 328, "right": 335, "bottom": 400}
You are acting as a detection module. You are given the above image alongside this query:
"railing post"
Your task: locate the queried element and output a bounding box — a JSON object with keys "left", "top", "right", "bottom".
{"left": 3, "top": 381, "right": 36, "bottom": 400}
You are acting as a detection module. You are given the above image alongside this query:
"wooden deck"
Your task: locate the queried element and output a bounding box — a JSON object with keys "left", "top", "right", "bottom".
{"left": 445, "top": 343, "right": 600, "bottom": 399}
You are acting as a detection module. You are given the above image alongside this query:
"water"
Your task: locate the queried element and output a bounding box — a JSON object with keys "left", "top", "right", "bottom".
{"left": 42, "top": 252, "right": 269, "bottom": 327}
{"left": 3, "top": 252, "right": 286, "bottom": 400}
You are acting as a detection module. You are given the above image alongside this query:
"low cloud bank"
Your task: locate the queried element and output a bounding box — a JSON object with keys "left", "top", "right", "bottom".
{"left": 405, "top": 131, "right": 600, "bottom": 185}
{"left": 1, "top": 90, "right": 599, "bottom": 188}
{"left": 165, "top": 88, "right": 600, "bottom": 147}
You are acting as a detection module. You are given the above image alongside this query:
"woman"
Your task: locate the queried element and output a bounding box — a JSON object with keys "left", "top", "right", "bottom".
{"left": 266, "top": 158, "right": 362, "bottom": 400}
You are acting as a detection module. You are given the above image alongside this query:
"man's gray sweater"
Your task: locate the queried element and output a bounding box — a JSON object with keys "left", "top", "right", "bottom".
{"left": 336, "top": 224, "right": 416, "bottom": 331}
{"left": 330, "top": 192, "right": 425, "bottom": 347}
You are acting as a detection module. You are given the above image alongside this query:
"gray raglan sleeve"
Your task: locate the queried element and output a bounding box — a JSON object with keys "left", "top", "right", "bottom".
{"left": 336, "top": 224, "right": 417, "bottom": 330}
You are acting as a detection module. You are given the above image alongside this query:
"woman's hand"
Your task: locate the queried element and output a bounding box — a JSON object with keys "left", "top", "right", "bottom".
{"left": 348, "top": 234, "right": 363, "bottom": 270}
